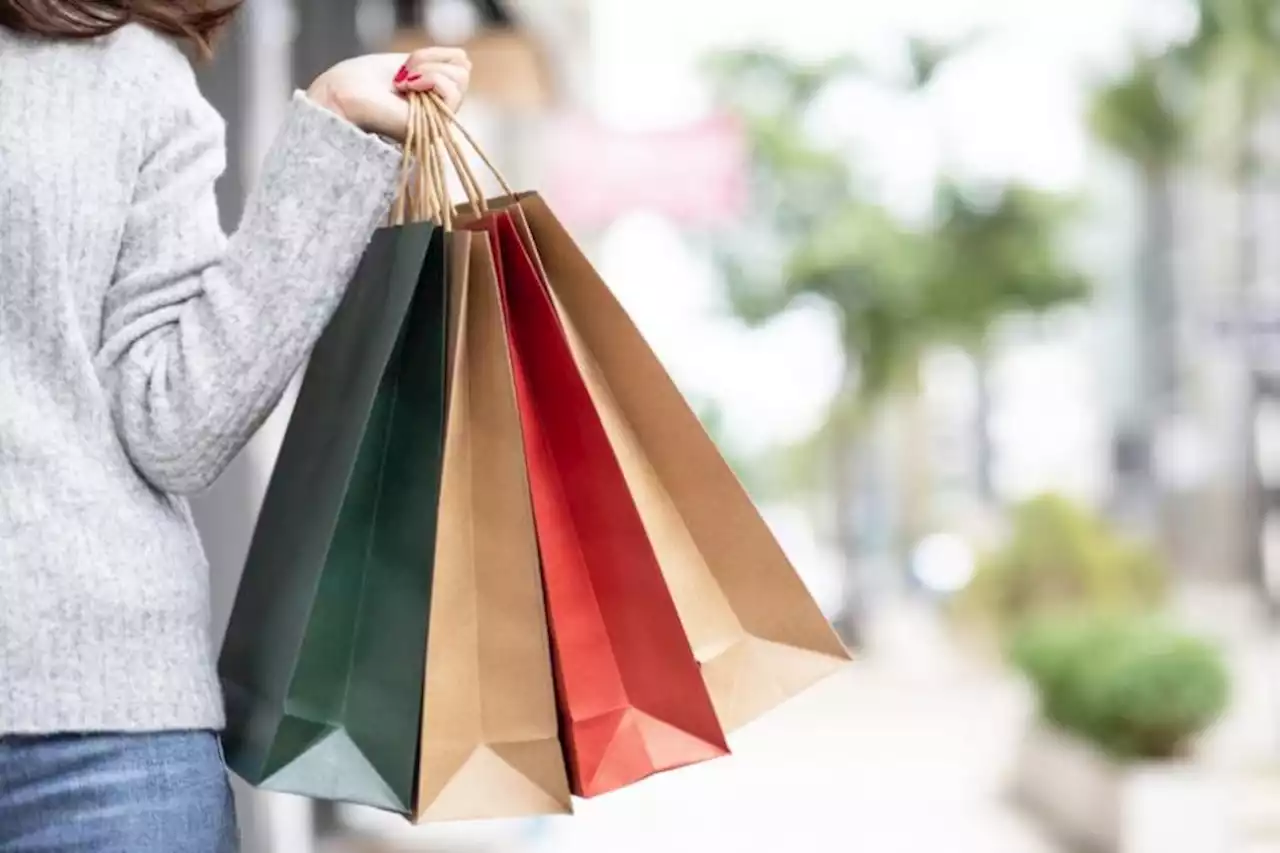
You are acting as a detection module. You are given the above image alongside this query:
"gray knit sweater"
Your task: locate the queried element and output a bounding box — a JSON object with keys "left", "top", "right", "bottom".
{"left": 0, "top": 24, "right": 403, "bottom": 733}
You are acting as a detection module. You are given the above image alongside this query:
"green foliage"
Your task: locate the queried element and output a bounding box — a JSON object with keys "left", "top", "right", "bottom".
{"left": 923, "top": 183, "right": 1091, "bottom": 348}
{"left": 1010, "top": 615, "right": 1231, "bottom": 761}
{"left": 705, "top": 48, "right": 1091, "bottom": 407}
{"left": 958, "top": 494, "right": 1167, "bottom": 635}
{"left": 1088, "top": 53, "right": 1194, "bottom": 170}
{"left": 1009, "top": 615, "right": 1132, "bottom": 740}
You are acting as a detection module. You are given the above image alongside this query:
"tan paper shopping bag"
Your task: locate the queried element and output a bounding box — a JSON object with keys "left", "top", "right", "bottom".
{"left": 511, "top": 195, "right": 851, "bottom": 732}
{"left": 412, "top": 232, "right": 572, "bottom": 821}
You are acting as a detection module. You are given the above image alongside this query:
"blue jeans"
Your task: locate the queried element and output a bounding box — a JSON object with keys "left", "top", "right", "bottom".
{"left": 0, "top": 731, "right": 238, "bottom": 852}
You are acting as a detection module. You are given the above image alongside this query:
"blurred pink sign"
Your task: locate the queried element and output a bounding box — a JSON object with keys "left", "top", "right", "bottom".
{"left": 542, "top": 113, "right": 749, "bottom": 229}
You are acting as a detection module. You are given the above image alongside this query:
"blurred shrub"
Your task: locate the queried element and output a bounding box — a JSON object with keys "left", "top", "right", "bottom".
{"left": 1008, "top": 614, "right": 1129, "bottom": 738}
{"left": 956, "top": 494, "right": 1166, "bottom": 637}
{"left": 1010, "top": 615, "right": 1230, "bottom": 761}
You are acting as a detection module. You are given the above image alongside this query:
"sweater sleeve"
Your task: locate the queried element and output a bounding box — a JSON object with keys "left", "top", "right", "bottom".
{"left": 95, "top": 78, "right": 403, "bottom": 495}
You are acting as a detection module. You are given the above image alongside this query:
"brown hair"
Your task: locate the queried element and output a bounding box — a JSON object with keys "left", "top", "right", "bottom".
{"left": 0, "top": 0, "right": 243, "bottom": 56}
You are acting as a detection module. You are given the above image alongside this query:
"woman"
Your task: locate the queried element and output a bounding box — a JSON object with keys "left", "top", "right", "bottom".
{"left": 0, "top": 1, "right": 470, "bottom": 850}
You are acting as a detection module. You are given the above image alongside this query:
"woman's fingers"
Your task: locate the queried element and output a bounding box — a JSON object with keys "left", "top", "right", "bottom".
{"left": 397, "top": 62, "right": 468, "bottom": 90}
{"left": 392, "top": 47, "right": 470, "bottom": 83}
{"left": 395, "top": 66, "right": 468, "bottom": 111}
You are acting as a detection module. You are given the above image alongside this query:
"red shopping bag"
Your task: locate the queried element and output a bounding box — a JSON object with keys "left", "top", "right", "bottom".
{"left": 468, "top": 211, "right": 729, "bottom": 798}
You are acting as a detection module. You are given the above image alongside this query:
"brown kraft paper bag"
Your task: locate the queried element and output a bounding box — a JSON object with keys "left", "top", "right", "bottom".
{"left": 411, "top": 230, "right": 572, "bottom": 821}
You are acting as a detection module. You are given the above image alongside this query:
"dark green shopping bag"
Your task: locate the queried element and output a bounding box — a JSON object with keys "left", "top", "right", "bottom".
{"left": 219, "top": 218, "right": 449, "bottom": 814}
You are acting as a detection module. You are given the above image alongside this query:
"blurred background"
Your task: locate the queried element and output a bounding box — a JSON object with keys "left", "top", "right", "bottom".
{"left": 198, "top": 0, "right": 1280, "bottom": 850}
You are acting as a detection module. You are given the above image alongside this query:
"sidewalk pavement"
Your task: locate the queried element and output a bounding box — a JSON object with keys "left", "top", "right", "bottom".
{"left": 310, "top": 591, "right": 1280, "bottom": 853}
{"left": 512, "top": 600, "right": 1063, "bottom": 853}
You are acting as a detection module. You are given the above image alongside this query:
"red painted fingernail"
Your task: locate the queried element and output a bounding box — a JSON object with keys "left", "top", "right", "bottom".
{"left": 394, "top": 65, "right": 409, "bottom": 84}
{"left": 406, "top": 73, "right": 422, "bottom": 82}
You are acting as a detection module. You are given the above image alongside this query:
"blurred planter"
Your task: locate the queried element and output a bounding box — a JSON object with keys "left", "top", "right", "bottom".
{"left": 1014, "top": 723, "right": 1233, "bottom": 853}
{"left": 387, "top": 27, "right": 555, "bottom": 112}
{"left": 1009, "top": 615, "right": 1233, "bottom": 852}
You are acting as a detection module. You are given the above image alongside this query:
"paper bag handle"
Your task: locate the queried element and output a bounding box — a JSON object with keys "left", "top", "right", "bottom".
{"left": 416, "top": 92, "right": 516, "bottom": 216}
{"left": 391, "top": 93, "right": 451, "bottom": 226}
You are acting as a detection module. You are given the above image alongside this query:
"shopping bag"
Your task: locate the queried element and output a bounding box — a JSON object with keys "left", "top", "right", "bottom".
{"left": 220, "top": 109, "right": 451, "bottom": 814}
{"left": 421, "top": 101, "right": 728, "bottom": 797}
{"left": 426, "top": 98, "right": 849, "bottom": 732}
{"left": 511, "top": 196, "right": 852, "bottom": 732}
{"left": 412, "top": 224, "right": 572, "bottom": 821}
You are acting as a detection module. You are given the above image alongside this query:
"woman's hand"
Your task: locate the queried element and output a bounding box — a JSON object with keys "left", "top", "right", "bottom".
{"left": 307, "top": 48, "right": 472, "bottom": 141}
